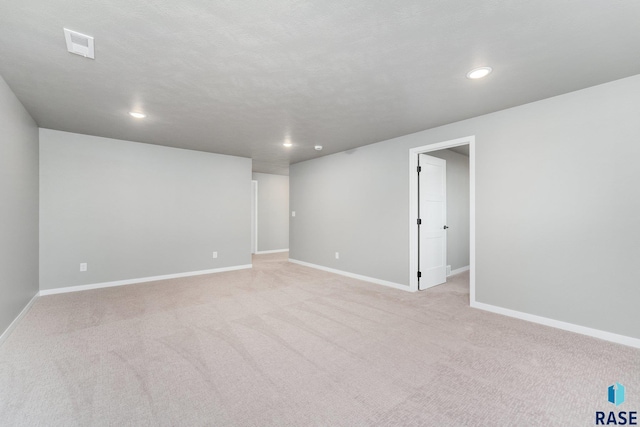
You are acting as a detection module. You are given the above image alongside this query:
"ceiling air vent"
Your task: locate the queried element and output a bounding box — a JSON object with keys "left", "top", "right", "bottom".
{"left": 63, "top": 28, "right": 94, "bottom": 59}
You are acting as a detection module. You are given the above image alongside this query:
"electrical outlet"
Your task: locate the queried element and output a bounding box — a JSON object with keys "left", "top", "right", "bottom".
{"left": 291, "top": 211, "right": 296, "bottom": 217}
{"left": 80, "top": 263, "right": 87, "bottom": 272}
{"left": 335, "top": 252, "right": 339, "bottom": 260}
{"left": 212, "top": 251, "right": 218, "bottom": 259}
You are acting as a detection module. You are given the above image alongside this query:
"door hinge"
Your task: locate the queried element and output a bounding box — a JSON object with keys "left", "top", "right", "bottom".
{"left": 417, "top": 271, "right": 422, "bottom": 278}
{"left": 417, "top": 218, "right": 422, "bottom": 225}
{"left": 417, "top": 166, "right": 422, "bottom": 173}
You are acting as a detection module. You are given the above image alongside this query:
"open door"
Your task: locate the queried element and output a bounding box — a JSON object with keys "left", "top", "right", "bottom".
{"left": 418, "top": 154, "right": 447, "bottom": 290}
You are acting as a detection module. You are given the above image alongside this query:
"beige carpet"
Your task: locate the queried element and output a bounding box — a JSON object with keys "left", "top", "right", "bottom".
{"left": 1, "top": 253, "right": 638, "bottom": 426}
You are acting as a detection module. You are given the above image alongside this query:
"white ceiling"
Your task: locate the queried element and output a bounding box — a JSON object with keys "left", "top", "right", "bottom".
{"left": 1, "top": 1, "right": 640, "bottom": 175}
{"left": 449, "top": 145, "right": 469, "bottom": 157}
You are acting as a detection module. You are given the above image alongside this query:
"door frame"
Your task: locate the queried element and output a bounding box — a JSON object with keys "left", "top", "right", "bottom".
{"left": 409, "top": 135, "right": 475, "bottom": 301}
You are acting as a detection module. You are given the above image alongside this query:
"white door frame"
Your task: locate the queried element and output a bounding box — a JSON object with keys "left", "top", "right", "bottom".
{"left": 409, "top": 136, "right": 475, "bottom": 301}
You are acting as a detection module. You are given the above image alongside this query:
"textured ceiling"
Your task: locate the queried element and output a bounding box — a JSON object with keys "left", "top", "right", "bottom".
{"left": 1, "top": 1, "right": 640, "bottom": 175}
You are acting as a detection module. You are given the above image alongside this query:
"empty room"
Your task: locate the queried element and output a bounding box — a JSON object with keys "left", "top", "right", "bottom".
{"left": 1, "top": 1, "right": 639, "bottom": 426}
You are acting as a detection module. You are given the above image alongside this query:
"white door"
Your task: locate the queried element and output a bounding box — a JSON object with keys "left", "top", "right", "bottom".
{"left": 418, "top": 154, "right": 447, "bottom": 290}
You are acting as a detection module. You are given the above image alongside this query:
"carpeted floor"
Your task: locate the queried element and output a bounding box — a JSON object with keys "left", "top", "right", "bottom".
{"left": 0, "top": 252, "right": 638, "bottom": 426}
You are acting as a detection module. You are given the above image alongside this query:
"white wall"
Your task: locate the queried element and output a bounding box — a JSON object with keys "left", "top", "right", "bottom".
{"left": 428, "top": 149, "right": 470, "bottom": 272}
{"left": 0, "top": 75, "right": 39, "bottom": 337}
{"left": 40, "top": 129, "right": 252, "bottom": 291}
{"left": 252, "top": 173, "right": 289, "bottom": 252}
{"left": 290, "top": 74, "right": 640, "bottom": 340}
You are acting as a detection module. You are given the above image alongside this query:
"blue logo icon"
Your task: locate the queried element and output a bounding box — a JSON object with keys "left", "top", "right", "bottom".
{"left": 608, "top": 382, "right": 626, "bottom": 407}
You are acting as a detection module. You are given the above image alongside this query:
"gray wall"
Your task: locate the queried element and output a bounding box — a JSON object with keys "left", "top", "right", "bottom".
{"left": 252, "top": 173, "right": 289, "bottom": 252}
{"left": 428, "top": 149, "right": 470, "bottom": 272}
{"left": 290, "top": 74, "right": 640, "bottom": 339}
{"left": 0, "top": 76, "right": 39, "bottom": 336}
{"left": 40, "top": 129, "right": 252, "bottom": 290}
{"left": 290, "top": 141, "right": 408, "bottom": 284}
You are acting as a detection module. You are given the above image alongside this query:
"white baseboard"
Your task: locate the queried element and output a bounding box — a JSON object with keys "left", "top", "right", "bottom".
{"left": 39, "top": 264, "right": 253, "bottom": 296}
{"left": 255, "top": 249, "right": 289, "bottom": 254}
{"left": 0, "top": 292, "right": 39, "bottom": 347}
{"left": 449, "top": 265, "right": 470, "bottom": 277}
{"left": 471, "top": 301, "right": 640, "bottom": 349}
{"left": 288, "top": 259, "right": 412, "bottom": 292}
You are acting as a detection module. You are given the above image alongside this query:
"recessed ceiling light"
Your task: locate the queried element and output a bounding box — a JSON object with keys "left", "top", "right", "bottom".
{"left": 283, "top": 142, "right": 293, "bottom": 147}
{"left": 129, "top": 112, "right": 146, "bottom": 119}
{"left": 466, "top": 66, "right": 493, "bottom": 79}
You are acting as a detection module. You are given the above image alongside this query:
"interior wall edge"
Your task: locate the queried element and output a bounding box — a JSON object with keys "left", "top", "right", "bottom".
{"left": 0, "top": 293, "right": 39, "bottom": 348}
{"left": 39, "top": 264, "right": 253, "bottom": 296}
{"left": 255, "top": 249, "right": 289, "bottom": 254}
{"left": 471, "top": 301, "right": 640, "bottom": 349}
{"left": 288, "top": 258, "right": 411, "bottom": 292}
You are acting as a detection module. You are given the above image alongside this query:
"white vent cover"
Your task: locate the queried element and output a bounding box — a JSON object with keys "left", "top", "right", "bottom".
{"left": 63, "top": 28, "right": 94, "bottom": 59}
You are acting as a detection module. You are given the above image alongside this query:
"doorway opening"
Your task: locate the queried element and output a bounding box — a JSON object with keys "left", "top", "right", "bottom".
{"left": 251, "top": 180, "right": 258, "bottom": 254}
{"left": 409, "top": 136, "right": 475, "bottom": 301}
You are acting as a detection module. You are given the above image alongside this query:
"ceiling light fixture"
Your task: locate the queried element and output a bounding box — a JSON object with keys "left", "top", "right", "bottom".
{"left": 314, "top": 145, "right": 323, "bottom": 151}
{"left": 466, "top": 66, "right": 493, "bottom": 79}
{"left": 129, "top": 112, "right": 146, "bottom": 119}
{"left": 283, "top": 142, "right": 293, "bottom": 147}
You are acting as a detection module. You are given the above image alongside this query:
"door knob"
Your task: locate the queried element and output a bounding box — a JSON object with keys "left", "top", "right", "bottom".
{"left": 444, "top": 225, "right": 449, "bottom": 229}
